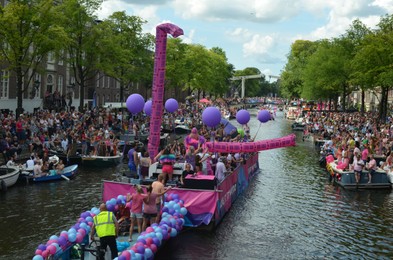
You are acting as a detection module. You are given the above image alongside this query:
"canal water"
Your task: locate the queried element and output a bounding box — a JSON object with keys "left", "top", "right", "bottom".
{"left": 1, "top": 111, "right": 393, "bottom": 259}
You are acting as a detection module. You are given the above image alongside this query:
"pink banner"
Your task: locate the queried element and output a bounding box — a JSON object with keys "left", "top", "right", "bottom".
{"left": 102, "top": 181, "right": 218, "bottom": 216}
{"left": 206, "top": 134, "right": 296, "bottom": 153}
{"left": 215, "top": 153, "right": 259, "bottom": 223}
{"left": 167, "top": 189, "right": 218, "bottom": 215}
{"left": 103, "top": 181, "right": 136, "bottom": 201}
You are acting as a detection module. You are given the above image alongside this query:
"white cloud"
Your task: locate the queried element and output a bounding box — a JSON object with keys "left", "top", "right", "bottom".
{"left": 242, "top": 34, "right": 282, "bottom": 64}
{"left": 371, "top": 0, "right": 393, "bottom": 13}
{"left": 226, "top": 28, "right": 252, "bottom": 41}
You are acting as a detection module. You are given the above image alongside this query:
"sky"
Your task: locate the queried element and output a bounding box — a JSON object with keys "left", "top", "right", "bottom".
{"left": 95, "top": 0, "right": 393, "bottom": 79}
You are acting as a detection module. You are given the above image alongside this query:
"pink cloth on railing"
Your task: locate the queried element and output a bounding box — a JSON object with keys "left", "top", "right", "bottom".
{"left": 185, "top": 174, "right": 215, "bottom": 180}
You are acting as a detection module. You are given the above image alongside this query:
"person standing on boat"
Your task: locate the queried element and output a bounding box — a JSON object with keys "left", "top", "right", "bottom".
{"left": 127, "top": 143, "right": 139, "bottom": 178}
{"left": 152, "top": 174, "right": 166, "bottom": 219}
{"left": 126, "top": 185, "right": 146, "bottom": 241}
{"left": 90, "top": 203, "right": 119, "bottom": 260}
{"left": 142, "top": 184, "right": 171, "bottom": 231}
{"left": 215, "top": 157, "right": 226, "bottom": 182}
{"left": 366, "top": 154, "right": 377, "bottom": 184}
{"left": 139, "top": 151, "right": 151, "bottom": 180}
{"left": 353, "top": 153, "right": 364, "bottom": 184}
{"left": 158, "top": 146, "right": 176, "bottom": 182}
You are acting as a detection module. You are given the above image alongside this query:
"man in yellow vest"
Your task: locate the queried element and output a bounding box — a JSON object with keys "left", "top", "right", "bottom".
{"left": 90, "top": 203, "right": 119, "bottom": 259}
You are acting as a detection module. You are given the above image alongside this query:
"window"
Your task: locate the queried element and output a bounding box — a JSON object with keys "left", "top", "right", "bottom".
{"left": 47, "top": 74, "right": 54, "bottom": 93}
{"left": 115, "top": 93, "right": 120, "bottom": 102}
{"left": 58, "top": 50, "right": 64, "bottom": 66}
{"left": 33, "top": 74, "right": 41, "bottom": 99}
{"left": 57, "top": 75, "right": 63, "bottom": 95}
{"left": 47, "top": 52, "right": 54, "bottom": 63}
{"left": 0, "top": 70, "right": 9, "bottom": 99}
{"left": 107, "top": 77, "right": 110, "bottom": 88}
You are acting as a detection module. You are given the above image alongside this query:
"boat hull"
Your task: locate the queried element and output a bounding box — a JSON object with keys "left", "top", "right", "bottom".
{"left": 174, "top": 126, "right": 191, "bottom": 135}
{"left": 0, "top": 166, "right": 20, "bottom": 189}
{"left": 327, "top": 162, "right": 392, "bottom": 190}
{"left": 33, "top": 165, "right": 78, "bottom": 182}
{"left": 102, "top": 153, "right": 260, "bottom": 228}
{"left": 82, "top": 154, "right": 123, "bottom": 167}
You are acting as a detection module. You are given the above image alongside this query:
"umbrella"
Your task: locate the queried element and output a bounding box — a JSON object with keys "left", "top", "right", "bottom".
{"left": 199, "top": 98, "right": 211, "bottom": 104}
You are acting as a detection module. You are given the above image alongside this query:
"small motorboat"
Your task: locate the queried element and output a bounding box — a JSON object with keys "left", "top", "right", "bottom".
{"left": 49, "top": 149, "right": 82, "bottom": 165}
{"left": 0, "top": 165, "right": 20, "bottom": 191}
{"left": 174, "top": 125, "right": 191, "bottom": 135}
{"left": 32, "top": 164, "right": 78, "bottom": 182}
{"left": 82, "top": 153, "right": 123, "bottom": 167}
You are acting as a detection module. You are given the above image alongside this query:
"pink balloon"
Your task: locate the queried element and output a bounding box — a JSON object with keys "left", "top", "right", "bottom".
{"left": 75, "top": 233, "right": 84, "bottom": 243}
{"left": 47, "top": 245, "right": 56, "bottom": 255}
{"left": 41, "top": 250, "right": 49, "bottom": 258}
{"left": 35, "top": 249, "right": 43, "bottom": 255}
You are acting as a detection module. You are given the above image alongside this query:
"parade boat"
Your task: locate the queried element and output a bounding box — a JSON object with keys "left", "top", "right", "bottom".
{"left": 82, "top": 153, "right": 123, "bottom": 167}
{"left": 0, "top": 165, "right": 20, "bottom": 191}
{"left": 326, "top": 161, "right": 392, "bottom": 190}
{"left": 103, "top": 152, "right": 260, "bottom": 229}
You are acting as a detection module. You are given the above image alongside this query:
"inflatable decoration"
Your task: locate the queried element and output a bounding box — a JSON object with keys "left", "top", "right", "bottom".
{"left": 126, "top": 94, "right": 145, "bottom": 114}
{"left": 236, "top": 109, "right": 250, "bottom": 125}
{"left": 114, "top": 193, "right": 186, "bottom": 260}
{"left": 147, "top": 23, "right": 184, "bottom": 159}
{"left": 144, "top": 100, "right": 152, "bottom": 116}
{"left": 165, "top": 98, "right": 179, "bottom": 113}
{"left": 202, "top": 106, "right": 221, "bottom": 128}
{"left": 184, "top": 128, "right": 206, "bottom": 150}
{"left": 205, "top": 133, "right": 296, "bottom": 153}
{"left": 257, "top": 109, "right": 271, "bottom": 123}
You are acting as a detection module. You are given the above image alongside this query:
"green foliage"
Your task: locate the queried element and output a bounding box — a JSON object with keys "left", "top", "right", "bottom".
{"left": 98, "top": 11, "right": 154, "bottom": 101}
{"left": 0, "top": 0, "right": 68, "bottom": 111}
{"left": 280, "top": 40, "right": 318, "bottom": 99}
{"left": 58, "top": 0, "right": 103, "bottom": 110}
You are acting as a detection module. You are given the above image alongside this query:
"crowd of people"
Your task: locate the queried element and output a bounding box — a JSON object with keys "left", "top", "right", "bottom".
{"left": 304, "top": 111, "right": 393, "bottom": 183}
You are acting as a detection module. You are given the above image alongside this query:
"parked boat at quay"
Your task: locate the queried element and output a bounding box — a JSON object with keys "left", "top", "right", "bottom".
{"left": 0, "top": 165, "right": 20, "bottom": 191}
{"left": 82, "top": 153, "right": 123, "bottom": 167}
{"left": 326, "top": 161, "right": 392, "bottom": 190}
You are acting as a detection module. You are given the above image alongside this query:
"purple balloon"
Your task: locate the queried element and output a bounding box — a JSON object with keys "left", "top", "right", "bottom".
{"left": 236, "top": 109, "right": 250, "bottom": 125}
{"left": 37, "top": 244, "right": 47, "bottom": 251}
{"left": 137, "top": 245, "right": 145, "bottom": 254}
{"left": 202, "top": 107, "right": 221, "bottom": 128}
{"left": 144, "top": 100, "right": 152, "bottom": 116}
{"left": 257, "top": 110, "right": 271, "bottom": 123}
{"left": 165, "top": 98, "right": 178, "bottom": 113}
{"left": 58, "top": 236, "right": 67, "bottom": 247}
{"left": 126, "top": 94, "right": 145, "bottom": 114}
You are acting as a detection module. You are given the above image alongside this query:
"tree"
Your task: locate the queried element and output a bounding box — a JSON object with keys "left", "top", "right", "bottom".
{"left": 280, "top": 40, "right": 318, "bottom": 99}
{"left": 302, "top": 38, "right": 355, "bottom": 110}
{"left": 0, "top": 0, "right": 68, "bottom": 116}
{"left": 99, "top": 11, "right": 154, "bottom": 102}
{"left": 346, "top": 19, "right": 372, "bottom": 113}
{"left": 59, "top": 0, "right": 103, "bottom": 111}
{"left": 352, "top": 14, "right": 393, "bottom": 120}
